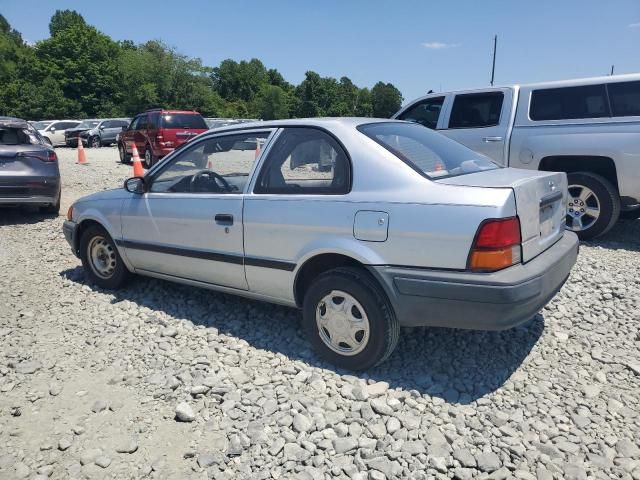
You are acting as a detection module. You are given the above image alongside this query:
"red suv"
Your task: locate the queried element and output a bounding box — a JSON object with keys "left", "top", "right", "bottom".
{"left": 118, "top": 109, "right": 208, "bottom": 168}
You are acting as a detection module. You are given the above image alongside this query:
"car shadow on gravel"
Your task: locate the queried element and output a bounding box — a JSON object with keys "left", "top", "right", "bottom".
{"left": 61, "top": 265, "right": 544, "bottom": 404}
{"left": 582, "top": 219, "right": 640, "bottom": 252}
{"left": 0, "top": 207, "right": 59, "bottom": 226}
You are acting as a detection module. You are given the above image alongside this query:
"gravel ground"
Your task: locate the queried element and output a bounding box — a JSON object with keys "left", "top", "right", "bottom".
{"left": 1, "top": 146, "right": 639, "bottom": 480}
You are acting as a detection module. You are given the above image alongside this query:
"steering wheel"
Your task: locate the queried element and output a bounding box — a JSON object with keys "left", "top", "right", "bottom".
{"left": 190, "top": 169, "right": 233, "bottom": 193}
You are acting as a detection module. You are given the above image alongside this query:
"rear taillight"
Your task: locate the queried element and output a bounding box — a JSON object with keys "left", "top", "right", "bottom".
{"left": 468, "top": 217, "right": 522, "bottom": 272}
{"left": 18, "top": 150, "right": 58, "bottom": 162}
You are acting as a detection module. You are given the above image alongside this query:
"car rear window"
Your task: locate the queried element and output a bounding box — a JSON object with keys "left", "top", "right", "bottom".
{"left": 161, "top": 114, "right": 207, "bottom": 129}
{"left": 529, "top": 84, "right": 610, "bottom": 121}
{"left": 0, "top": 127, "right": 40, "bottom": 145}
{"left": 358, "top": 122, "right": 498, "bottom": 179}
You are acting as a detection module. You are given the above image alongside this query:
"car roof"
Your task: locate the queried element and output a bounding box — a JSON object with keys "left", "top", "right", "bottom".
{"left": 0, "top": 117, "right": 30, "bottom": 128}
{"left": 206, "top": 117, "right": 398, "bottom": 133}
{"left": 146, "top": 109, "right": 202, "bottom": 115}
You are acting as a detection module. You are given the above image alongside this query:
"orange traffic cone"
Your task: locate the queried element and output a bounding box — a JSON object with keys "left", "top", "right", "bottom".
{"left": 76, "top": 136, "right": 88, "bottom": 165}
{"left": 255, "top": 139, "right": 261, "bottom": 159}
{"left": 130, "top": 143, "right": 144, "bottom": 177}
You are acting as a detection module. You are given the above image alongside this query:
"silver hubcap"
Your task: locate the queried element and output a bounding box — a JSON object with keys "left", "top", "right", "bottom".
{"left": 316, "top": 290, "right": 370, "bottom": 356}
{"left": 566, "top": 184, "right": 600, "bottom": 231}
{"left": 88, "top": 236, "right": 117, "bottom": 279}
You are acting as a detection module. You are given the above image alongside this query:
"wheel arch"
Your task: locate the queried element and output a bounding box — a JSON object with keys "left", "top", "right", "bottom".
{"left": 538, "top": 155, "right": 619, "bottom": 194}
{"left": 293, "top": 253, "right": 371, "bottom": 307}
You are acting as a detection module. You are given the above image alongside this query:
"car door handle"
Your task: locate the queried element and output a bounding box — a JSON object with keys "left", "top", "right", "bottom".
{"left": 215, "top": 214, "right": 234, "bottom": 226}
{"left": 483, "top": 136, "right": 503, "bottom": 142}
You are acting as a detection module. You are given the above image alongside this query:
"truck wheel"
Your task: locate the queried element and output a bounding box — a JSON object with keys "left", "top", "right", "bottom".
{"left": 80, "top": 225, "right": 132, "bottom": 289}
{"left": 302, "top": 267, "right": 399, "bottom": 370}
{"left": 118, "top": 143, "right": 130, "bottom": 164}
{"left": 566, "top": 172, "right": 620, "bottom": 240}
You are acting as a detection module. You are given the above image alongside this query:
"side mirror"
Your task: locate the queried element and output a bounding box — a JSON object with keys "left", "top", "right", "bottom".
{"left": 49, "top": 127, "right": 56, "bottom": 132}
{"left": 124, "top": 177, "right": 146, "bottom": 194}
{"left": 99, "top": 125, "right": 105, "bottom": 130}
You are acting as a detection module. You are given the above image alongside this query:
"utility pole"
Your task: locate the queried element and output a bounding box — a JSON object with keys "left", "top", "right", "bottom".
{"left": 610, "top": 65, "right": 615, "bottom": 76}
{"left": 490, "top": 35, "right": 497, "bottom": 86}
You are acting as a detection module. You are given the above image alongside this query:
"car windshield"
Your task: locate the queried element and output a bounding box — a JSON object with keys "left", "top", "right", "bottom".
{"left": 31, "top": 121, "right": 51, "bottom": 130}
{"left": 161, "top": 114, "right": 207, "bottom": 129}
{"left": 358, "top": 121, "right": 498, "bottom": 179}
{"left": 77, "top": 120, "right": 100, "bottom": 129}
{"left": 0, "top": 127, "right": 39, "bottom": 145}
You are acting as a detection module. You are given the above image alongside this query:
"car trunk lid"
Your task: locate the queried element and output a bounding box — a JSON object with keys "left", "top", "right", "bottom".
{"left": 437, "top": 168, "right": 567, "bottom": 262}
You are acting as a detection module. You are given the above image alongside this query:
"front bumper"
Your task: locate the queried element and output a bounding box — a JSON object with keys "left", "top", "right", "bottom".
{"left": 370, "top": 232, "right": 579, "bottom": 330}
{"left": 63, "top": 220, "right": 79, "bottom": 257}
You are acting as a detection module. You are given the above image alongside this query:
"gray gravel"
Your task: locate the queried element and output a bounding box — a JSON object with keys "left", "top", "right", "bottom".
{"left": 0, "top": 146, "right": 639, "bottom": 479}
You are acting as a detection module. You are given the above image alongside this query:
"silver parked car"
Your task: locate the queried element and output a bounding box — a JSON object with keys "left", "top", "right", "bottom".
{"left": 63, "top": 118, "right": 578, "bottom": 369}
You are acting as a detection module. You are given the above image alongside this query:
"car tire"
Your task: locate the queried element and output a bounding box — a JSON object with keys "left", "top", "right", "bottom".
{"left": 566, "top": 172, "right": 620, "bottom": 240}
{"left": 144, "top": 145, "right": 155, "bottom": 169}
{"left": 302, "top": 266, "right": 399, "bottom": 370}
{"left": 79, "top": 225, "right": 132, "bottom": 289}
{"left": 118, "top": 143, "right": 130, "bottom": 164}
{"left": 90, "top": 136, "right": 101, "bottom": 148}
{"left": 40, "top": 189, "right": 61, "bottom": 215}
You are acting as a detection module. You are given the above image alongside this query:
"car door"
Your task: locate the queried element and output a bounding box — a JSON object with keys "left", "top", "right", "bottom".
{"left": 122, "top": 116, "right": 139, "bottom": 153}
{"left": 120, "top": 129, "right": 274, "bottom": 290}
{"left": 439, "top": 89, "right": 513, "bottom": 165}
{"left": 101, "top": 120, "right": 119, "bottom": 143}
{"left": 47, "top": 121, "right": 67, "bottom": 145}
{"left": 134, "top": 114, "right": 148, "bottom": 153}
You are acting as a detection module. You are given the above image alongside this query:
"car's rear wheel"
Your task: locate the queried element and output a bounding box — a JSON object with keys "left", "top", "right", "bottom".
{"left": 566, "top": 172, "right": 620, "bottom": 240}
{"left": 90, "top": 136, "right": 101, "bottom": 148}
{"left": 40, "top": 189, "right": 61, "bottom": 215}
{"left": 118, "top": 143, "right": 130, "bottom": 164}
{"left": 302, "top": 267, "right": 399, "bottom": 370}
{"left": 80, "top": 225, "right": 131, "bottom": 289}
{"left": 144, "top": 145, "right": 155, "bottom": 169}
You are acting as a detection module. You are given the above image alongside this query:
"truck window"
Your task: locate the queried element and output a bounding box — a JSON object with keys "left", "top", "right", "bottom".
{"left": 448, "top": 92, "right": 504, "bottom": 129}
{"left": 608, "top": 81, "right": 640, "bottom": 117}
{"left": 529, "top": 84, "right": 609, "bottom": 121}
{"left": 397, "top": 97, "right": 445, "bottom": 129}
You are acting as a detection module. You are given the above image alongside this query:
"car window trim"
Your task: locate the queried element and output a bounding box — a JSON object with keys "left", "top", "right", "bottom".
{"left": 251, "top": 126, "right": 353, "bottom": 196}
{"left": 145, "top": 128, "right": 278, "bottom": 195}
{"left": 446, "top": 91, "right": 505, "bottom": 130}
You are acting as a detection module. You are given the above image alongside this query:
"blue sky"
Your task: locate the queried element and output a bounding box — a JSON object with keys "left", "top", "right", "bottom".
{"left": 2, "top": 0, "right": 639, "bottom": 104}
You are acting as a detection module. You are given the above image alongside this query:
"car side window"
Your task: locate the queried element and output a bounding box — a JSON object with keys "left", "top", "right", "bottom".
{"left": 138, "top": 115, "right": 148, "bottom": 130}
{"left": 607, "top": 81, "right": 640, "bottom": 117}
{"left": 128, "top": 117, "right": 140, "bottom": 130}
{"left": 150, "top": 132, "right": 270, "bottom": 194}
{"left": 397, "top": 97, "right": 445, "bottom": 129}
{"left": 255, "top": 128, "right": 351, "bottom": 195}
{"left": 101, "top": 121, "right": 112, "bottom": 129}
{"left": 448, "top": 92, "right": 504, "bottom": 129}
{"left": 530, "top": 84, "right": 609, "bottom": 121}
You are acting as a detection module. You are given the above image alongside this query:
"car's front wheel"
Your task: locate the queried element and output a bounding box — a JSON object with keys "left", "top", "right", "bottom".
{"left": 80, "top": 225, "right": 131, "bottom": 289}
{"left": 566, "top": 172, "right": 620, "bottom": 240}
{"left": 118, "top": 143, "right": 130, "bottom": 164}
{"left": 90, "top": 136, "right": 101, "bottom": 148}
{"left": 302, "top": 267, "right": 399, "bottom": 370}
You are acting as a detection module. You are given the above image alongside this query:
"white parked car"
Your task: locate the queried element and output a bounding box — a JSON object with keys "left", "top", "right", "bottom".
{"left": 395, "top": 74, "right": 640, "bottom": 238}
{"left": 63, "top": 118, "right": 578, "bottom": 369}
{"left": 36, "top": 119, "right": 81, "bottom": 147}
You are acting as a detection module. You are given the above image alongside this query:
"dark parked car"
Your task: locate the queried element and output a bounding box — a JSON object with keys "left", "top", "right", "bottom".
{"left": 0, "top": 117, "right": 60, "bottom": 214}
{"left": 118, "top": 109, "right": 208, "bottom": 168}
{"left": 64, "top": 120, "right": 101, "bottom": 147}
{"left": 79, "top": 118, "right": 131, "bottom": 148}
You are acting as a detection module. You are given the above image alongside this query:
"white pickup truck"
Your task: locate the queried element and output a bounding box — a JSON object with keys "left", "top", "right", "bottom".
{"left": 394, "top": 74, "right": 640, "bottom": 239}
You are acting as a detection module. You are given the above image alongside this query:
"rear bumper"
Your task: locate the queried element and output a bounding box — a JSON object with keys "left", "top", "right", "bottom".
{"left": 370, "top": 232, "right": 579, "bottom": 330}
{"left": 0, "top": 177, "right": 60, "bottom": 205}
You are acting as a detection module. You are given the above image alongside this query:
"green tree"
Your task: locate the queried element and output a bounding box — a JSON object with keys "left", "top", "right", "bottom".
{"left": 254, "top": 84, "right": 289, "bottom": 120}
{"left": 49, "top": 9, "right": 86, "bottom": 37}
{"left": 212, "top": 59, "right": 268, "bottom": 102}
{"left": 371, "top": 82, "right": 403, "bottom": 118}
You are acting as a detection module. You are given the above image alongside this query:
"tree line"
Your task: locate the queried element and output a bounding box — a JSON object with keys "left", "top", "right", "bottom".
{"left": 0, "top": 10, "right": 403, "bottom": 121}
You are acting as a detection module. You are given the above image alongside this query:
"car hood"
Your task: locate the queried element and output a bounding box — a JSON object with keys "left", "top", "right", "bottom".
{"left": 77, "top": 187, "right": 130, "bottom": 204}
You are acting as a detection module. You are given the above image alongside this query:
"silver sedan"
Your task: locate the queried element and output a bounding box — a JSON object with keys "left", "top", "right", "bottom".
{"left": 63, "top": 118, "right": 578, "bottom": 369}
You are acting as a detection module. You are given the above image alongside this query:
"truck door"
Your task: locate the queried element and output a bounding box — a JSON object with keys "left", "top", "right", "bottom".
{"left": 439, "top": 88, "right": 513, "bottom": 165}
